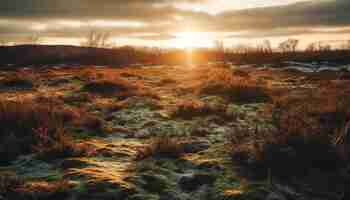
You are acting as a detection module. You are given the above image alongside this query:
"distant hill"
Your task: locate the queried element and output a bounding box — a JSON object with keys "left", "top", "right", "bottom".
{"left": 1, "top": 45, "right": 350, "bottom": 68}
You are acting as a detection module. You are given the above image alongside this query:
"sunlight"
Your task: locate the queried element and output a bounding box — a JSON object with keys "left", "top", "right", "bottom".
{"left": 172, "top": 31, "right": 215, "bottom": 49}
{"left": 31, "top": 23, "right": 47, "bottom": 31}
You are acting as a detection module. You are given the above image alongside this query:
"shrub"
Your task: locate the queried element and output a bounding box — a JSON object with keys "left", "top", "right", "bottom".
{"left": 136, "top": 137, "right": 185, "bottom": 160}
{"left": 0, "top": 100, "right": 83, "bottom": 163}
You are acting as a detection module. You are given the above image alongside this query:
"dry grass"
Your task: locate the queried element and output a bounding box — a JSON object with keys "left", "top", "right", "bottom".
{"left": 229, "top": 89, "right": 350, "bottom": 178}
{"left": 0, "top": 100, "right": 85, "bottom": 163}
{"left": 170, "top": 99, "right": 226, "bottom": 120}
{"left": 136, "top": 136, "right": 186, "bottom": 160}
{"left": 82, "top": 79, "right": 133, "bottom": 96}
{"left": 82, "top": 77, "right": 158, "bottom": 100}
{"left": 79, "top": 114, "right": 105, "bottom": 133}
{"left": 62, "top": 92, "right": 93, "bottom": 104}
{"left": 1, "top": 179, "right": 74, "bottom": 200}
{"left": 193, "top": 67, "right": 271, "bottom": 103}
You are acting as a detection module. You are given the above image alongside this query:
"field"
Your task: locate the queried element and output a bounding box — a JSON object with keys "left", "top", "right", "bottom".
{"left": 0, "top": 63, "right": 350, "bottom": 200}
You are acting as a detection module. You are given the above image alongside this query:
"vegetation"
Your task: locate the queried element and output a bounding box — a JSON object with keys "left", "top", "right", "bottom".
{"left": 82, "top": 79, "right": 133, "bottom": 96}
{"left": 0, "top": 57, "right": 349, "bottom": 199}
{"left": 196, "top": 67, "right": 271, "bottom": 103}
{"left": 171, "top": 99, "right": 226, "bottom": 119}
{"left": 136, "top": 137, "right": 186, "bottom": 160}
{"left": 0, "top": 100, "right": 85, "bottom": 163}
{"left": 230, "top": 88, "right": 350, "bottom": 179}
{"left": 0, "top": 75, "right": 35, "bottom": 90}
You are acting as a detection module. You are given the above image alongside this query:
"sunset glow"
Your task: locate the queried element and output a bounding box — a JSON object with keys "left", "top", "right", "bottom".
{"left": 0, "top": 0, "right": 348, "bottom": 48}
{"left": 171, "top": 32, "right": 216, "bottom": 49}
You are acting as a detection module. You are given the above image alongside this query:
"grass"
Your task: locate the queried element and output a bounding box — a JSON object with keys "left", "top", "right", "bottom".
{"left": 81, "top": 77, "right": 158, "bottom": 100}
{"left": 79, "top": 114, "right": 105, "bottom": 133}
{"left": 136, "top": 136, "right": 186, "bottom": 160}
{"left": 82, "top": 79, "right": 132, "bottom": 96}
{"left": 1, "top": 177, "right": 73, "bottom": 200}
{"left": 229, "top": 89, "right": 350, "bottom": 179}
{"left": 194, "top": 67, "right": 271, "bottom": 103}
{"left": 170, "top": 99, "right": 226, "bottom": 120}
{"left": 0, "top": 100, "right": 85, "bottom": 163}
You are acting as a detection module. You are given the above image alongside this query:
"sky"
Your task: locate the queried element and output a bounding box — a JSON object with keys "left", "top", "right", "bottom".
{"left": 0, "top": 0, "right": 350, "bottom": 49}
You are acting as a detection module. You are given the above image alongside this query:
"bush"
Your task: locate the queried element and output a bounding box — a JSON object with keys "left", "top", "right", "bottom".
{"left": 0, "top": 100, "right": 83, "bottom": 163}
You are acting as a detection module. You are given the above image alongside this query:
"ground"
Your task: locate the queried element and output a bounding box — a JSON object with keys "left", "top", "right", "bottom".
{"left": 0, "top": 64, "right": 349, "bottom": 200}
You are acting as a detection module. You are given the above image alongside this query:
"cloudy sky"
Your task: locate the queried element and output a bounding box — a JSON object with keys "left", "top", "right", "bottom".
{"left": 0, "top": 0, "right": 349, "bottom": 48}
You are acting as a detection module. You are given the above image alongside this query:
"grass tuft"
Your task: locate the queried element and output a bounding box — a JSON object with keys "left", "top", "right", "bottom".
{"left": 136, "top": 137, "right": 186, "bottom": 160}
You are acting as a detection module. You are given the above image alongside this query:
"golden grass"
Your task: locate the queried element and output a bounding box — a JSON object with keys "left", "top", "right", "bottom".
{"left": 136, "top": 137, "right": 186, "bottom": 160}
{"left": 184, "top": 67, "right": 271, "bottom": 103}
{"left": 0, "top": 100, "right": 86, "bottom": 162}
{"left": 230, "top": 87, "right": 350, "bottom": 178}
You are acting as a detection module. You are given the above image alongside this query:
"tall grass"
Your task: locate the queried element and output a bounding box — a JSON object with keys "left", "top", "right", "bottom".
{"left": 0, "top": 100, "right": 83, "bottom": 163}
{"left": 194, "top": 67, "right": 270, "bottom": 103}
{"left": 229, "top": 90, "right": 350, "bottom": 178}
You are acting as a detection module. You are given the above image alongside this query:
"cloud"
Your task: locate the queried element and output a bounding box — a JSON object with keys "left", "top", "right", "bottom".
{"left": 0, "top": 0, "right": 349, "bottom": 42}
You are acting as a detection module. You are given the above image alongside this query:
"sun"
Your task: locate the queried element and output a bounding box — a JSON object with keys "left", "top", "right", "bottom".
{"left": 172, "top": 31, "right": 215, "bottom": 49}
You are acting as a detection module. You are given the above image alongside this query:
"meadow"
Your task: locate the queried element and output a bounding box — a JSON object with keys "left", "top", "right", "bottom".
{"left": 0, "top": 47, "right": 349, "bottom": 200}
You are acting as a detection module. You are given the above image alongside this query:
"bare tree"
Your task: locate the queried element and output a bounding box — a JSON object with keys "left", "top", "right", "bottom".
{"left": 214, "top": 40, "right": 225, "bottom": 63}
{"left": 305, "top": 42, "right": 317, "bottom": 52}
{"left": 306, "top": 41, "right": 332, "bottom": 52}
{"left": 278, "top": 38, "right": 299, "bottom": 53}
{"left": 214, "top": 40, "right": 224, "bottom": 52}
{"left": 81, "top": 28, "right": 112, "bottom": 48}
{"left": 262, "top": 39, "right": 273, "bottom": 53}
{"left": 232, "top": 44, "right": 253, "bottom": 54}
{"left": 319, "top": 44, "right": 332, "bottom": 51}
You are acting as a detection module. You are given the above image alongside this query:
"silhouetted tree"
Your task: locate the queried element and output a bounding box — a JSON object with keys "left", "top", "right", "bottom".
{"left": 82, "top": 28, "right": 112, "bottom": 48}
{"left": 214, "top": 40, "right": 224, "bottom": 52}
{"left": 262, "top": 40, "right": 272, "bottom": 53}
{"left": 214, "top": 40, "right": 225, "bottom": 62}
{"left": 305, "top": 42, "right": 317, "bottom": 52}
{"left": 278, "top": 38, "right": 299, "bottom": 53}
